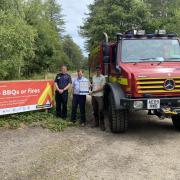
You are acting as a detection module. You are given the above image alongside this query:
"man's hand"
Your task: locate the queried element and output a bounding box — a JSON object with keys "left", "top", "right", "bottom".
{"left": 58, "top": 89, "right": 64, "bottom": 94}
{"left": 89, "top": 91, "right": 93, "bottom": 96}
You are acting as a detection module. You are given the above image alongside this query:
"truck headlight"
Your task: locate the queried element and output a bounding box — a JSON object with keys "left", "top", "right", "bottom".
{"left": 134, "top": 101, "right": 143, "bottom": 109}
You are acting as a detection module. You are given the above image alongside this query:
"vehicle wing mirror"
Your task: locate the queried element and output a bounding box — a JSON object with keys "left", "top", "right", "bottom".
{"left": 103, "top": 43, "right": 110, "bottom": 63}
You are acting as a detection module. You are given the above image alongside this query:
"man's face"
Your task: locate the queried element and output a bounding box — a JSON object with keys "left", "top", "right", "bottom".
{"left": 61, "top": 66, "right": 67, "bottom": 74}
{"left": 77, "top": 70, "right": 83, "bottom": 78}
{"left": 96, "top": 69, "right": 101, "bottom": 76}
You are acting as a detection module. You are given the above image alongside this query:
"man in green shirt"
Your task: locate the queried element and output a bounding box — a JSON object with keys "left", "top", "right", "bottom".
{"left": 91, "top": 66, "right": 106, "bottom": 130}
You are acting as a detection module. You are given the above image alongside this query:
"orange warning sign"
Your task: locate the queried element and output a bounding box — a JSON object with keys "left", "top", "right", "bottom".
{"left": 0, "top": 80, "right": 54, "bottom": 115}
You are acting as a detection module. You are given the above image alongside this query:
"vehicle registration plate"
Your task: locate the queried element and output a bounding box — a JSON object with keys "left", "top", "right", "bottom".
{"left": 147, "top": 99, "right": 160, "bottom": 109}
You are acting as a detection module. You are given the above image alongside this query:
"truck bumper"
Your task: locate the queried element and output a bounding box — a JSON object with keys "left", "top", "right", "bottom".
{"left": 121, "top": 97, "right": 180, "bottom": 112}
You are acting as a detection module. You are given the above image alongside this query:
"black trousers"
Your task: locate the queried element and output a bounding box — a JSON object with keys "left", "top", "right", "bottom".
{"left": 71, "top": 94, "right": 86, "bottom": 123}
{"left": 55, "top": 91, "right": 68, "bottom": 119}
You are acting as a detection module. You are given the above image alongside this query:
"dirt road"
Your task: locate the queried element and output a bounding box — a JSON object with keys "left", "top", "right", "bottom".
{"left": 1, "top": 111, "right": 180, "bottom": 180}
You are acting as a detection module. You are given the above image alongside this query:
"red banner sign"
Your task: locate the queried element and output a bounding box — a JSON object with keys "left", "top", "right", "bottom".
{"left": 0, "top": 80, "right": 54, "bottom": 115}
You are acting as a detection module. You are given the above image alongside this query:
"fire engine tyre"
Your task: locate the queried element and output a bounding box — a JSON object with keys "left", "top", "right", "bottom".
{"left": 172, "top": 114, "right": 180, "bottom": 130}
{"left": 108, "top": 92, "right": 128, "bottom": 133}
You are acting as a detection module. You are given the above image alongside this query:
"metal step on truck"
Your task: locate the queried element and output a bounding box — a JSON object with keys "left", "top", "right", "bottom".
{"left": 89, "top": 30, "right": 180, "bottom": 133}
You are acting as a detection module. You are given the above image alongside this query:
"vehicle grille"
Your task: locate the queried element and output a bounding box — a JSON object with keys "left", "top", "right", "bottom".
{"left": 137, "top": 77, "right": 180, "bottom": 94}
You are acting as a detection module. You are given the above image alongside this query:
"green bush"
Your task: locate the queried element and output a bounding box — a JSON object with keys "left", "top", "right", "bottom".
{"left": 41, "top": 118, "right": 73, "bottom": 132}
{"left": 0, "top": 110, "right": 74, "bottom": 131}
{"left": 0, "top": 120, "right": 6, "bottom": 127}
{"left": 8, "top": 120, "right": 21, "bottom": 129}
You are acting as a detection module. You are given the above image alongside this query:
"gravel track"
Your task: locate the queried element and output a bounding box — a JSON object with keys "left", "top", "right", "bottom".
{"left": 1, "top": 111, "right": 180, "bottom": 180}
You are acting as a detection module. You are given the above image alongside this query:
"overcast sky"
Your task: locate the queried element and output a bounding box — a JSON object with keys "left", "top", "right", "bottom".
{"left": 60, "top": 0, "right": 94, "bottom": 56}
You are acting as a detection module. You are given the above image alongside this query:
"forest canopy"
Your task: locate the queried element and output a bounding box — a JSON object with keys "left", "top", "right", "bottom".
{"left": 80, "top": 0, "right": 180, "bottom": 52}
{"left": 0, "top": 0, "right": 84, "bottom": 80}
{"left": 1, "top": 0, "right": 179, "bottom": 80}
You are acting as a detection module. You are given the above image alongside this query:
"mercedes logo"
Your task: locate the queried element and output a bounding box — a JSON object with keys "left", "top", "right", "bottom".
{"left": 164, "top": 79, "right": 175, "bottom": 90}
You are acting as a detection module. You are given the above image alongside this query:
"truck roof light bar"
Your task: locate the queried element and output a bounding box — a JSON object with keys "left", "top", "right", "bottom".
{"left": 168, "top": 33, "right": 177, "bottom": 38}
{"left": 118, "top": 30, "right": 177, "bottom": 39}
{"left": 136, "top": 30, "right": 146, "bottom": 36}
{"left": 123, "top": 30, "right": 146, "bottom": 38}
{"left": 155, "top": 30, "right": 167, "bottom": 37}
{"left": 126, "top": 30, "right": 146, "bottom": 36}
{"left": 155, "top": 29, "right": 166, "bottom": 34}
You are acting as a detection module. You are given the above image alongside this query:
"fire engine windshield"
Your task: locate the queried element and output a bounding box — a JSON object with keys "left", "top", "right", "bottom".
{"left": 121, "top": 39, "right": 180, "bottom": 62}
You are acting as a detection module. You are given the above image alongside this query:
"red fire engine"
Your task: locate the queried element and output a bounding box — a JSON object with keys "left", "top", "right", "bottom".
{"left": 89, "top": 30, "right": 180, "bottom": 133}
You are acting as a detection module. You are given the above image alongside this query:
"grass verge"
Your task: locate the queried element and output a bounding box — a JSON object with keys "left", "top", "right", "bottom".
{"left": 0, "top": 110, "right": 74, "bottom": 132}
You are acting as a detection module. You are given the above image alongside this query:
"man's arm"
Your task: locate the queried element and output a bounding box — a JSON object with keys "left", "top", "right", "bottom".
{"left": 55, "top": 82, "right": 59, "bottom": 91}
{"left": 55, "top": 82, "right": 63, "bottom": 94}
{"left": 63, "top": 83, "right": 71, "bottom": 91}
{"left": 63, "top": 75, "right": 72, "bottom": 91}
{"left": 54, "top": 74, "right": 64, "bottom": 94}
{"left": 93, "top": 86, "right": 104, "bottom": 93}
{"left": 92, "top": 77, "right": 106, "bottom": 93}
{"left": 54, "top": 75, "right": 59, "bottom": 91}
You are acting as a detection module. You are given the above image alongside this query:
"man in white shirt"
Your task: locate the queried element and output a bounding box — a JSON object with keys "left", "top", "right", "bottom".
{"left": 91, "top": 66, "right": 106, "bottom": 130}
{"left": 71, "top": 69, "right": 89, "bottom": 126}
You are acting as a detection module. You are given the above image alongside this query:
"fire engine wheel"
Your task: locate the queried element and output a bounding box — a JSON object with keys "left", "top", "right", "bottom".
{"left": 108, "top": 92, "right": 128, "bottom": 133}
{"left": 172, "top": 114, "right": 180, "bottom": 130}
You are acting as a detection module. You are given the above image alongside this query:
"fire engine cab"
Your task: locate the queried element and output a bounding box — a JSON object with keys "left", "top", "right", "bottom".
{"left": 89, "top": 30, "right": 180, "bottom": 133}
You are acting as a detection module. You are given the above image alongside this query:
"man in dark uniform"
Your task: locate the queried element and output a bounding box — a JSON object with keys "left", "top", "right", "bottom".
{"left": 54, "top": 65, "right": 72, "bottom": 119}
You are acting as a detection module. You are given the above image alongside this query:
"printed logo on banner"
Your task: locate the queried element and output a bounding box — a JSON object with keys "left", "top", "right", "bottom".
{"left": 36, "top": 83, "right": 53, "bottom": 109}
